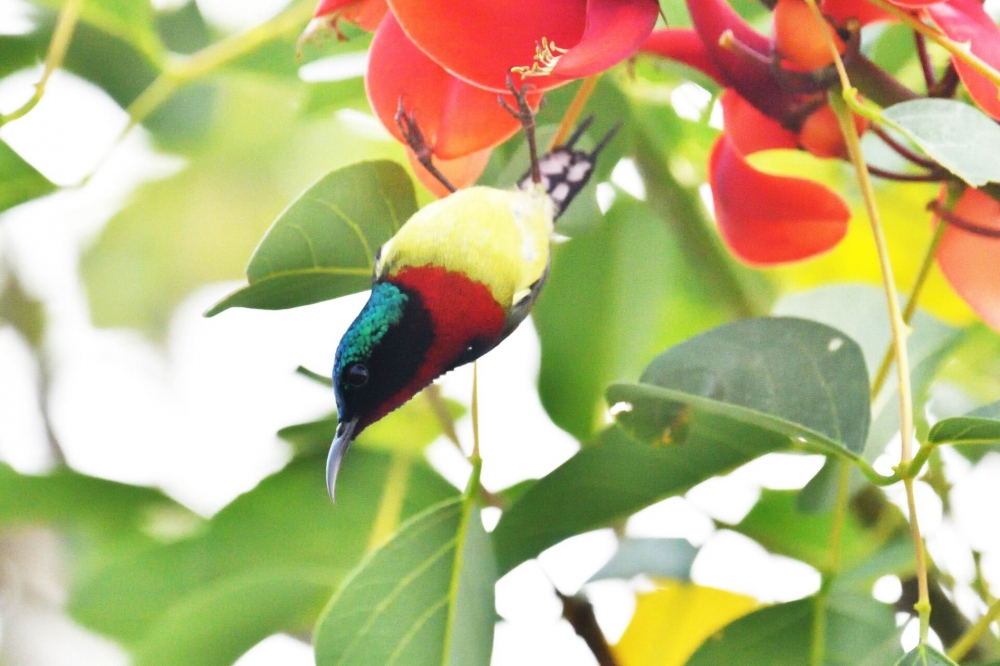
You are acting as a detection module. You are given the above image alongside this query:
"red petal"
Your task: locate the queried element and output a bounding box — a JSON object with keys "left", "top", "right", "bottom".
{"left": 313, "top": 0, "right": 387, "bottom": 31}
{"left": 888, "top": 0, "right": 940, "bottom": 7}
{"left": 641, "top": 29, "right": 727, "bottom": 85}
{"left": 387, "top": 0, "right": 585, "bottom": 92}
{"left": 366, "top": 14, "right": 539, "bottom": 159}
{"left": 936, "top": 188, "right": 1000, "bottom": 329}
{"left": 719, "top": 89, "right": 798, "bottom": 155}
{"left": 709, "top": 134, "right": 850, "bottom": 264}
{"left": 687, "top": 0, "right": 798, "bottom": 120}
{"left": 387, "top": 0, "right": 657, "bottom": 92}
{"left": 928, "top": 0, "right": 1000, "bottom": 120}
{"left": 406, "top": 148, "right": 492, "bottom": 198}
{"left": 550, "top": 0, "right": 661, "bottom": 79}
{"left": 821, "top": 0, "right": 894, "bottom": 24}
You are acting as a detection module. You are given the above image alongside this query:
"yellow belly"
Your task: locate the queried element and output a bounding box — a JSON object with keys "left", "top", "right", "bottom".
{"left": 375, "top": 185, "right": 554, "bottom": 309}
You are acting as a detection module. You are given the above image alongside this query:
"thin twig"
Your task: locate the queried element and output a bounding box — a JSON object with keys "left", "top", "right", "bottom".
{"left": 929, "top": 199, "right": 1000, "bottom": 238}
{"left": 870, "top": 124, "right": 940, "bottom": 170}
{"left": 914, "top": 31, "right": 937, "bottom": 93}
{"left": 0, "top": 0, "right": 85, "bottom": 126}
{"left": 558, "top": 591, "right": 619, "bottom": 666}
{"left": 948, "top": 598, "right": 1000, "bottom": 662}
{"left": 550, "top": 75, "right": 601, "bottom": 150}
{"left": 866, "top": 165, "right": 947, "bottom": 182}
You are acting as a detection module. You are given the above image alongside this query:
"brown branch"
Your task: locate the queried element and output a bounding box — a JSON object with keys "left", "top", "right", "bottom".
{"left": 866, "top": 165, "right": 947, "bottom": 182}
{"left": 558, "top": 591, "right": 619, "bottom": 666}
{"left": 914, "top": 30, "right": 937, "bottom": 93}
{"left": 870, "top": 124, "right": 940, "bottom": 170}
{"left": 929, "top": 199, "right": 1000, "bottom": 238}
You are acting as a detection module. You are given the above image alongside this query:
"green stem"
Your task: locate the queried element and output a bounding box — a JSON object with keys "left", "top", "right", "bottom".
{"left": 871, "top": 217, "right": 947, "bottom": 397}
{"left": 805, "top": 0, "right": 930, "bottom": 643}
{"left": 0, "top": 0, "right": 85, "bottom": 126}
{"left": 948, "top": 599, "right": 1000, "bottom": 662}
{"left": 125, "top": 0, "right": 315, "bottom": 128}
{"left": 464, "top": 361, "right": 483, "bottom": 502}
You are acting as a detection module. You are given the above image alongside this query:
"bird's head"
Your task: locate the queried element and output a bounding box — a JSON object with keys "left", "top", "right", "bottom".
{"left": 327, "top": 281, "right": 433, "bottom": 501}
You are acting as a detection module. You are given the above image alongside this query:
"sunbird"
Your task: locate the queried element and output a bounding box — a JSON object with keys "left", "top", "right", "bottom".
{"left": 327, "top": 82, "right": 615, "bottom": 500}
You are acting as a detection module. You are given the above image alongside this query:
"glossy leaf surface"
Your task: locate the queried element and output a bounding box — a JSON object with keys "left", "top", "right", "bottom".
{"left": 314, "top": 498, "right": 496, "bottom": 666}
{"left": 207, "top": 160, "right": 415, "bottom": 315}
{"left": 883, "top": 99, "right": 1000, "bottom": 187}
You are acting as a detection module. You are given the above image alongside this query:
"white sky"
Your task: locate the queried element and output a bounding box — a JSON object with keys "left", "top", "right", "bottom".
{"left": 1, "top": 1, "right": 999, "bottom": 664}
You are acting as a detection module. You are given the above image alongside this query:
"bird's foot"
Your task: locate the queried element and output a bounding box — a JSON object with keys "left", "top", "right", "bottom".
{"left": 499, "top": 75, "right": 542, "bottom": 185}
{"left": 394, "top": 97, "right": 457, "bottom": 193}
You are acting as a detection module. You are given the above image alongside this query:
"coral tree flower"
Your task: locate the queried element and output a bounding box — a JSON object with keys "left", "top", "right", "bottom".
{"left": 823, "top": 0, "right": 1000, "bottom": 120}
{"left": 936, "top": 189, "right": 1000, "bottom": 330}
{"left": 642, "top": 0, "right": 851, "bottom": 265}
{"left": 307, "top": 0, "right": 660, "bottom": 193}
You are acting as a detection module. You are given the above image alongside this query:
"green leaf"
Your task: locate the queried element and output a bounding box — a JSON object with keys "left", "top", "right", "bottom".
{"left": 927, "top": 400, "right": 1000, "bottom": 459}
{"left": 206, "top": 160, "right": 415, "bottom": 316}
{"left": 0, "top": 463, "right": 199, "bottom": 579}
{"left": 493, "top": 424, "right": 787, "bottom": 575}
{"left": 70, "top": 450, "right": 457, "bottom": 656}
{"left": 532, "top": 192, "right": 730, "bottom": 441}
{"left": 882, "top": 99, "right": 1000, "bottom": 187}
{"left": 314, "top": 497, "right": 497, "bottom": 666}
{"left": 895, "top": 646, "right": 959, "bottom": 666}
{"left": 0, "top": 139, "right": 55, "bottom": 213}
{"left": 620, "top": 317, "right": 871, "bottom": 453}
{"left": 589, "top": 538, "right": 698, "bottom": 583}
{"left": 493, "top": 318, "right": 869, "bottom": 574}
{"left": 133, "top": 570, "right": 330, "bottom": 666}
{"left": 729, "top": 490, "right": 892, "bottom": 571}
{"left": 687, "top": 593, "right": 901, "bottom": 666}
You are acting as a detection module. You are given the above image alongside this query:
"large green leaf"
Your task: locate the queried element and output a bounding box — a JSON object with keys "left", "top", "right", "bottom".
{"left": 686, "top": 593, "right": 901, "bottom": 665}
{"left": 494, "top": 319, "right": 870, "bottom": 574}
{"left": 133, "top": 571, "right": 330, "bottom": 666}
{"left": 532, "top": 192, "right": 730, "bottom": 442}
{"left": 206, "top": 160, "right": 415, "bottom": 316}
{"left": 882, "top": 99, "right": 1000, "bottom": 187}
{"left": 314, "top": 497, "right": 497, "bottom": 666}
{"left": 0, "top": 139, "right": 55, "bottom": 213}
{"left": 895, "top": 646, "right": 959, "bottom": 666}
{"left": 0, "top": 463, "right": 197, "bottom": 578}
{"left": 493, "top": 424, "right": 788, "bottom": 575}
{"left": 728, "top": 489, "right": 897, "bottom": 572}
{"left": 927, "top": 400, "right": 1000, "bottom": 460}
{"left": 70, "top": 450, "right": 456, "bottom": 657}
{"left": 621, "top": 317, "right": 871, "bottom": 453}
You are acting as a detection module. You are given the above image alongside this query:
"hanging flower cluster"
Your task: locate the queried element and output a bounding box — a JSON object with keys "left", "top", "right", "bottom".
{"left": 305, "top": 0, "right": 659, "bottom": 194}
{"left": 642, "top": 0, "right": 1000, "bottom": 328}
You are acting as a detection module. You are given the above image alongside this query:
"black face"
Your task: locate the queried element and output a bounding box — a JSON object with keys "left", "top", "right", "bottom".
{"left": 333, "top": 282, "right": 434, "bottom": 431}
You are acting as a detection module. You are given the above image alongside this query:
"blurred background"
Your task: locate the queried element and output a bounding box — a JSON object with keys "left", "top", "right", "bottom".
{"left": 2, "top": 0, "right": 1000, "bottom": 664}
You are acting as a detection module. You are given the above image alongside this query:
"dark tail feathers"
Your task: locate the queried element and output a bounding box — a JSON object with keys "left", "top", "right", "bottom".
{"left": 519, "top": 116, "right": 620, "bottom": 219}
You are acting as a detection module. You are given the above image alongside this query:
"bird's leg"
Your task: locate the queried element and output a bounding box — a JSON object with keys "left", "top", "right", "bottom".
{"left": 499, "top": 75, "right": 541, "bottom": 185}
{"left": 394, "top": 97, "right": 457, "bottom": 193}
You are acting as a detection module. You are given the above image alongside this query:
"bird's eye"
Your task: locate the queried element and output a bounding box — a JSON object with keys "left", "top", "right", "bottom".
{"left": 345, "top": 363, "right": 369, "bottom": 387}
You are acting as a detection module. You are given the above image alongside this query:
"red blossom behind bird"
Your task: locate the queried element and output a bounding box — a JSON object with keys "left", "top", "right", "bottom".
{"left": 306, "top": 0, "right": 659, "bottom": 193}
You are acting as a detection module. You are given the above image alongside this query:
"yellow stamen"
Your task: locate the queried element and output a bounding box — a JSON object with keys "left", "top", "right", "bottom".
{"left": 511, "top": 37, "right": 569, "bottom": 79}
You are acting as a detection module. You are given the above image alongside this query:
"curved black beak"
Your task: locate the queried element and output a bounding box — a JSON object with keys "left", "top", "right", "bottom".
{"left": 327, "top": 417, "right": 359, "bottom": 502}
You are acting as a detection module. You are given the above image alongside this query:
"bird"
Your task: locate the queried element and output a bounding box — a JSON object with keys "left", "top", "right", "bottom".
{"left": 326, "top": 82, "right": 616, "bottom": 501}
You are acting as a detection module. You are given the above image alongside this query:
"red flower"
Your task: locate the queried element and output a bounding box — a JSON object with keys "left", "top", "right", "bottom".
{"left": 937, "top": 189, "right": 1000, "bottom": 330}
{"left": 820, "top": 0, "right": 1000, "bottom": 120}
{"left": 642, "top": 0, "right": 852, "bottom": 265}
{"left": 307, "top": 0, "right": 659, "bottom": 193}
